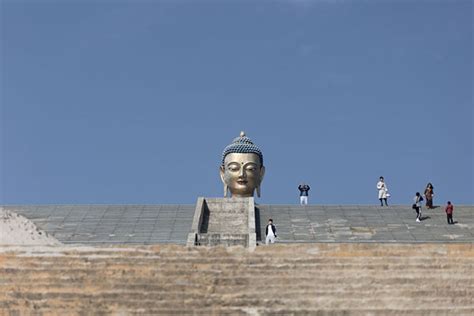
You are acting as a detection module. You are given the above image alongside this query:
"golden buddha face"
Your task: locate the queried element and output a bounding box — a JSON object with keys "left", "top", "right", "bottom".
{"left": 220, "top": 153, "right": 265, "bottom": 198}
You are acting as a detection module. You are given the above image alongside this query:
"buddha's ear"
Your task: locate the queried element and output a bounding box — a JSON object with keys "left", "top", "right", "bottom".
{"left": 219, "top": 165, "right": 228, "bottom": 197}
{"left": 259, "top": 166, "right": 265, "bottom": 182}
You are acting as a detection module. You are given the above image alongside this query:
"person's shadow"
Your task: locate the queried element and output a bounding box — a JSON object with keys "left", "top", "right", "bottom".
{"left": 420, "top": 216, "right": 431, "bottom": 221}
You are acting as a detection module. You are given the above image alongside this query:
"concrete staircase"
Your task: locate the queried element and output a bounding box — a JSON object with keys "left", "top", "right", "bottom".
{"left": 1, "top": 243, "right": 473, "bottom": 315}
{"left": 4, "top": 205, "right": 474, "bottom": 244}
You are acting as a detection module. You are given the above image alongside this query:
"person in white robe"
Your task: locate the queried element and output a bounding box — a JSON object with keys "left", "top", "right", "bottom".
{"left": 377, "top": 176, "right": 389, "bottom": 206}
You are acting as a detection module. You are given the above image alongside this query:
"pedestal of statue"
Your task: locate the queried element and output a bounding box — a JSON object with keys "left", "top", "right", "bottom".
{"left": 186, "top": 197, "right": 256, "bottom": 248}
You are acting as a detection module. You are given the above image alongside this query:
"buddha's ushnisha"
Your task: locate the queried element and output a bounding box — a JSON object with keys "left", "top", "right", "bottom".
{"left": 220, "top": 131, "right": 265, "bottom": 198}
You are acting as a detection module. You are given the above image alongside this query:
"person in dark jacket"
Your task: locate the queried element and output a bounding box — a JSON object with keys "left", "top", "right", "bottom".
{"left": 265, "top": 219, "right": 277, "bottom": 244}
{"left": 298, "top": 183, "right": 310, "bottom": 205}
{"left": 445, "top": 201, "right": 454, "bottom": 224}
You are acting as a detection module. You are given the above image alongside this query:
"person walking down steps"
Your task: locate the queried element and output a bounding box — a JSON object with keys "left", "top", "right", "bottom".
{"left": 377, "top": 177, "right": 390, "bottom": 206}
{"left": 298, "top": 183, "right": 310, "bottom": 205}
{"left": 265, "top": 219, "right": 277, "bottom": 245}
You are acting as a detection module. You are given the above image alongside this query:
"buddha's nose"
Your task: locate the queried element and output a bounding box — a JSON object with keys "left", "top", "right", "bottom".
{"left": 239, "top": 168, "right": 246, "bottom": 178}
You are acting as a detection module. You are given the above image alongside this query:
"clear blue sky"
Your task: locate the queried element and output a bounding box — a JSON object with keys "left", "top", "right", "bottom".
{"left": 1, "top": 0, "right": 472, "bottom": 205}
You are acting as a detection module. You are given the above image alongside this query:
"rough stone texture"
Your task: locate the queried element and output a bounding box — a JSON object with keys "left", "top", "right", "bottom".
{"left": 204, "top": 198, "right": 250, "bottom": 234}
{"left": 196, "top": 233, "right": 249, "bottom": 247}
{"left": 0, "top": 243, "right": 472, "bottom": 315}
{"left": 0, "top": 209, "right": 60, "bottom": 246}
{"left": 188, "top": 198, "right": 256, "bottom": 247}
{"left": 1, "top": 205, "right": 473, "bottom": 244}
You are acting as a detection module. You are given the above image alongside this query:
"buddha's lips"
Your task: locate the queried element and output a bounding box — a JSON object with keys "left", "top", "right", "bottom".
{"left": 237, "top": 180, "right": 248, "bottom": 185}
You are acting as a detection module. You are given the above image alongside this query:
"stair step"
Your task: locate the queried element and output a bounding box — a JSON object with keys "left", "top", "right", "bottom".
{"left": 1, "top": 243, "right": 472, "bottom": 314}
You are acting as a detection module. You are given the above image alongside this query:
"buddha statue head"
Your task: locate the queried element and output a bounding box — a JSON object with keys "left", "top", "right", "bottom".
{"left": 220, "top": 131, "right": 265, "bottom": 198}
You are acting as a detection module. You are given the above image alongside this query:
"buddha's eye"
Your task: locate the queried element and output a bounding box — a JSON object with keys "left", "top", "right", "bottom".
{"left": 227, "top": 164, "right": 240, "bottom": 172}
{"left": 245, "top": 164, "right": 257, "bottom": 171}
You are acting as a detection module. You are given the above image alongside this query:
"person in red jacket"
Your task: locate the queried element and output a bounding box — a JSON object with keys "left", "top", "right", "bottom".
{"left": 445, "top": 201, "right": 454, "bottom": 224}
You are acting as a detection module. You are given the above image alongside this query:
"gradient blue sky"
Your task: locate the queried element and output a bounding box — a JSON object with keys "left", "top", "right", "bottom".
{"left": 1, "top": 0, "right": 472, "bottom": 205}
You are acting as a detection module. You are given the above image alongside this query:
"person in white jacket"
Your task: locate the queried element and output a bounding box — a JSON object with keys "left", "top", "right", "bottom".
{"left": 377, "top": 176, "right": 389, "bottom": 206}
{"left": 413, "top": 192, "right": 423, "bottom": 222}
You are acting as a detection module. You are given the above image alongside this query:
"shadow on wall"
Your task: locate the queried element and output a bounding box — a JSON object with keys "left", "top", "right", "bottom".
{"left": 255, "top": 207, "right": 261, "bottom": 241}
{"left": 199, "top": 200, "right": 210, "bottom": 234}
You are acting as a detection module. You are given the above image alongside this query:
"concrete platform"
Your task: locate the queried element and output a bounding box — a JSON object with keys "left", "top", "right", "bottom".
{"left": 2, "top": 204, "right": 473, "bottom": 244}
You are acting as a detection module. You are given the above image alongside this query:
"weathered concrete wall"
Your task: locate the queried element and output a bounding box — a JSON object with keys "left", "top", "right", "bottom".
{"left": 187, "top": 198, "right": 256, "bottom": 248}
